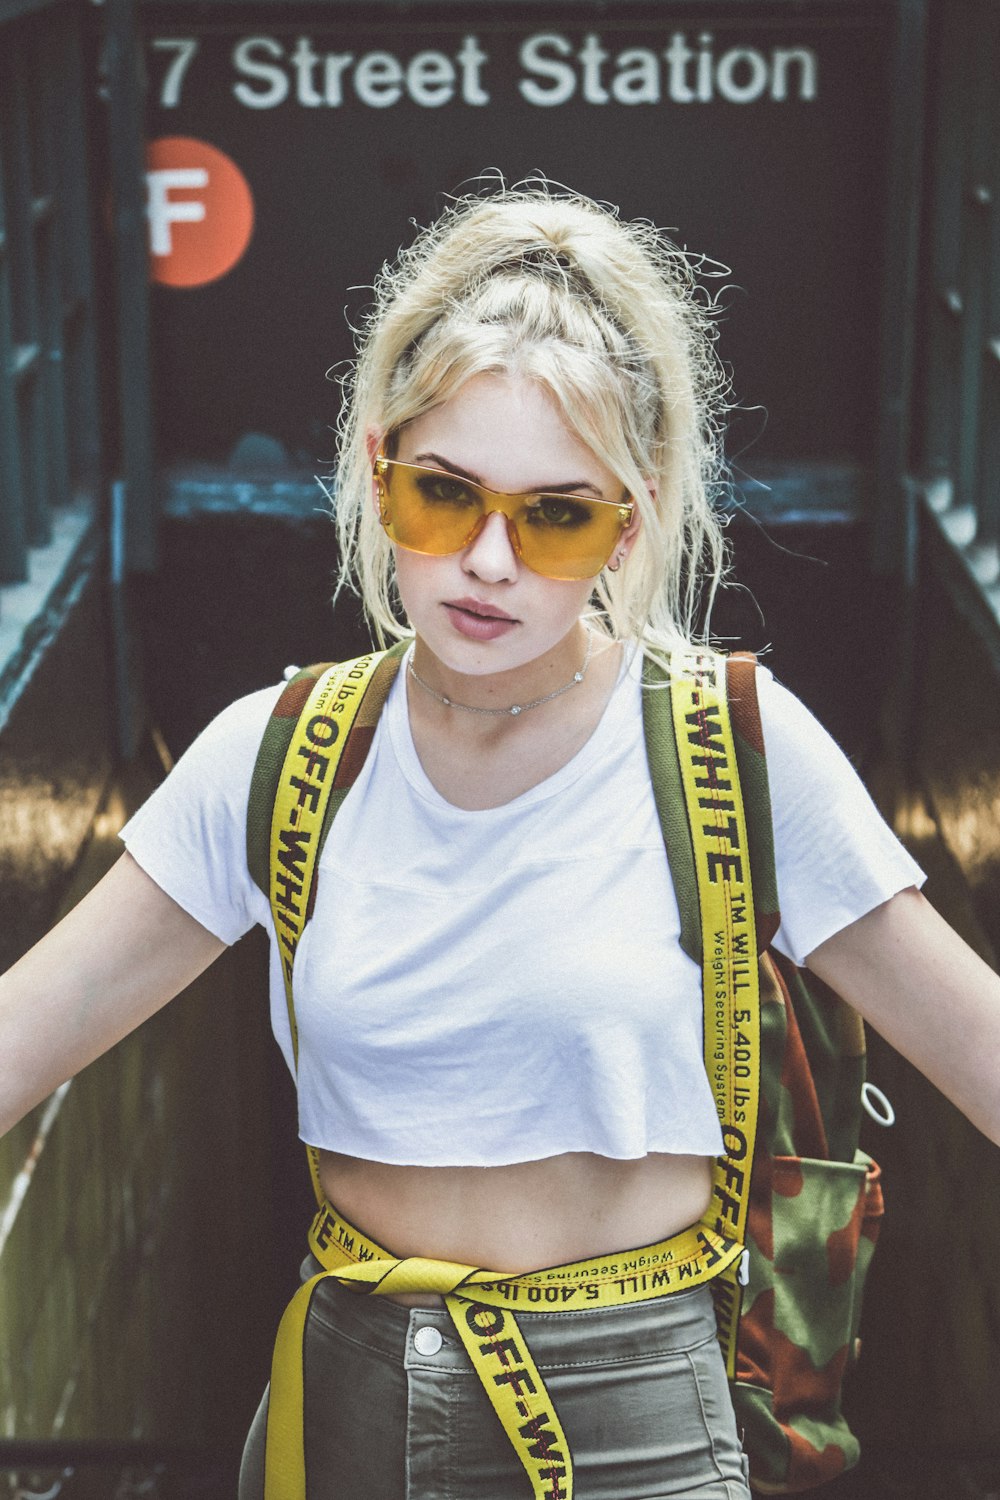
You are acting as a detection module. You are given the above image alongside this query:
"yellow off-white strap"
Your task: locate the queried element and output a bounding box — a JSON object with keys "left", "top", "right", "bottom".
{"left": 670, "top": 650, "right": 760, "bottom": 1375}
{"left": 269, "top": 652, "right": 385, "bottom": 1202}
{"left": 270, "top": 653, "right": 385, "bottom": 1062}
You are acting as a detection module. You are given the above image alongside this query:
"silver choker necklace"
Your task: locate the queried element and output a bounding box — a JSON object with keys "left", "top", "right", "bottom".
{"left": 408, "top": 635, "right": 593, "bottom": 718}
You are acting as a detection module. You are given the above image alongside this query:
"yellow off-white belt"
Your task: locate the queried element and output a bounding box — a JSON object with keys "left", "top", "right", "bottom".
{"left": 263, "top": 1193, "right": 744, "bottom": 1500}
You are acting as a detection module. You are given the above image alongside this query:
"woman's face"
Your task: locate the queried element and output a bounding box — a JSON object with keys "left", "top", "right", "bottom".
{"left": 384, "top": 373, "right": 637, "bottom": 680}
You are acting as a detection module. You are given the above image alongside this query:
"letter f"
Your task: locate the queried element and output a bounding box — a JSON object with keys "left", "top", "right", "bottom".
{"left": 146, "top": 167, "right": 208, "bottom": 255}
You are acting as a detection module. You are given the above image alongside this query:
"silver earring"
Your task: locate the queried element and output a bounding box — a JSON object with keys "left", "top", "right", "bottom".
{"left": 607, "top": 550, "right": 626, "bottom": 574}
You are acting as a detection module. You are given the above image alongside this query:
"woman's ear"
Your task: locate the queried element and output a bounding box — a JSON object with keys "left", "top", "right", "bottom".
{"left": 366, "top": 428, "right": 385, "bottom": 517}
{"left": 617, "top": 483, "right": 647, "bottom": 563}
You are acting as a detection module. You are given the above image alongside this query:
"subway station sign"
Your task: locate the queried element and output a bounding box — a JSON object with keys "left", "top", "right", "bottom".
{"left": 144, "top": 8, "right": 892, "bottom": 471}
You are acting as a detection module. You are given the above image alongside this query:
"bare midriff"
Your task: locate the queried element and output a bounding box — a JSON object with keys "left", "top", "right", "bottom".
{"left": 317, "top": 1149, "right": 714, "bottom": 1308}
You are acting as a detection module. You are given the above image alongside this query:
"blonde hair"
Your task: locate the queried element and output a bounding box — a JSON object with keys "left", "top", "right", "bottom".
{"left": 332, "top": 183, "right": 731, "bottom": 661}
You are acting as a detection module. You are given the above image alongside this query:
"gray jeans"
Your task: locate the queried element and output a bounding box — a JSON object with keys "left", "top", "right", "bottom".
{"left": 240, "top": 1257, "right": 751, "bottom": 1499}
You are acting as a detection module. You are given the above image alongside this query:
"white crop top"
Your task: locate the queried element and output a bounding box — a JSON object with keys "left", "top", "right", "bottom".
{"left": 119, "top": 649, "right": 925, "bottom": 1166}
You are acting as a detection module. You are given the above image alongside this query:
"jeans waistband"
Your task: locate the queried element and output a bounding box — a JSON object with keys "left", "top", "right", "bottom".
{"left": 300, "top": 1254, "right": 720, "bottom": 1373}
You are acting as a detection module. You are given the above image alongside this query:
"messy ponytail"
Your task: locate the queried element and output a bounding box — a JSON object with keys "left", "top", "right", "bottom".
{"left": 331, "top": 182, "right": 731, "bottom": 662}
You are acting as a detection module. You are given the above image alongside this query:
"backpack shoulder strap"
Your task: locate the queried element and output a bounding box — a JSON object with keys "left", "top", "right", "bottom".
{"left": 247, "top": 642, "right": 406, "bottom": 900}
{"left": 724, "top": 653, "right": 780, "bottom": 952}
{"left": 662, "top": 645, "right": 763, "bottom": 1376}
{"left": 244, "top": 644, "right": 402, "bottom": 1206}
{"left": 248, "top": 645, "right": 404, "bottom": 1038}
{"left": 641, "top": 653, "right": 701, "bottom": 964}
{"left": 642, "top": 647, "right": 780, "bottom": 961}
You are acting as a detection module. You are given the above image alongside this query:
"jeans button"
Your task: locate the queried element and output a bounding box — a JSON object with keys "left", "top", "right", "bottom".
{"left": 414, "top": 1325, "right": 443, "bottom": 1356}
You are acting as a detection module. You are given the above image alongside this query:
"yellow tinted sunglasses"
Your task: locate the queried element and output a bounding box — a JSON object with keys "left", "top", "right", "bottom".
{"left": 374, "top": 455, "right": 634, "bottom": 581}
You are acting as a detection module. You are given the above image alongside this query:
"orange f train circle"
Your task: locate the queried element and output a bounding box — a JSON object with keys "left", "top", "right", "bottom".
{"left": 146, "top": 136, "right": 254, "bottom": 287}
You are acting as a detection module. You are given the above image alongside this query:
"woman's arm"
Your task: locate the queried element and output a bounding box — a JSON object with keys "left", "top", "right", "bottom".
{"left": 0, "top": 851, "right": 226, "bottom": 1136}
{"left": 805, "top": 885, "right": 1000, "bottom": 1146}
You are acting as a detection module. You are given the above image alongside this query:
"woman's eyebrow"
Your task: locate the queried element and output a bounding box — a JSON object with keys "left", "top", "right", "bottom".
{"left": 412, "top": 451, "right": 606, "bottom": 498}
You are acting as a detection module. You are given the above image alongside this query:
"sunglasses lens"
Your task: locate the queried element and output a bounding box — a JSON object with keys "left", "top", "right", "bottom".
{"left": 512, "top": 497, "right": 627, "bottom": 581}
{"left": 379, "top": 464, "right": 481, "bottom": 556}
{"left": 378, "top": 461, "right": 627, "bottom": 580}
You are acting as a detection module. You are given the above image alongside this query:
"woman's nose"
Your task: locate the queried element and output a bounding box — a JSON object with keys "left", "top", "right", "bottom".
{"left": 461, "top": 510, "right": 520, "bottom": 581}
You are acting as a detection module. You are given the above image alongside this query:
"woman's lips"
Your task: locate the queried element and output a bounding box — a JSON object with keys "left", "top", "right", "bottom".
{"left": 443, "top": 598, "right": 519, "bottom": 641}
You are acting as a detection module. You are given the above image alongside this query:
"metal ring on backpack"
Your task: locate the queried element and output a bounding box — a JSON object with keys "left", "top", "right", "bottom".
{"left": 861, "top": 1081, "right": 896, "bottom": 1127}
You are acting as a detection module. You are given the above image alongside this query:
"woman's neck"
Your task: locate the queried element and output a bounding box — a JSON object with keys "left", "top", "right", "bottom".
{"left": 403, "top": 634, "right": 624, "bottom": 809}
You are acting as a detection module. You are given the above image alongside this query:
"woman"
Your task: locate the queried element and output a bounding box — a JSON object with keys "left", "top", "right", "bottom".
{"left": 2, "top": 186, "right": 999, "bottom": 1500}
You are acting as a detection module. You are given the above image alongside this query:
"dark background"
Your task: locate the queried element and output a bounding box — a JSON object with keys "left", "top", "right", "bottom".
{"left": 145, "top": 6, "right": 890, "bottom": 472}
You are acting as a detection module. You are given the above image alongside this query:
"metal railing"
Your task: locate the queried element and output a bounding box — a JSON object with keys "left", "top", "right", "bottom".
{"left": 0, "top": 0, "right": 100, "bottom": 624}
{"left": 919, "top": 0, "right": 1000, "bottom": 626}
{"left": 0, "top": 1440, "right": 237, "bottom": 1499}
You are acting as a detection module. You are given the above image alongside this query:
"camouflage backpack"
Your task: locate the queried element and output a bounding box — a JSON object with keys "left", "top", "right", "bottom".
{"left": 247, "top": 642, "right": 882, "bottom": 1494}
{"left": 646, "top": 649, "right": 883, "bottom": 1492}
